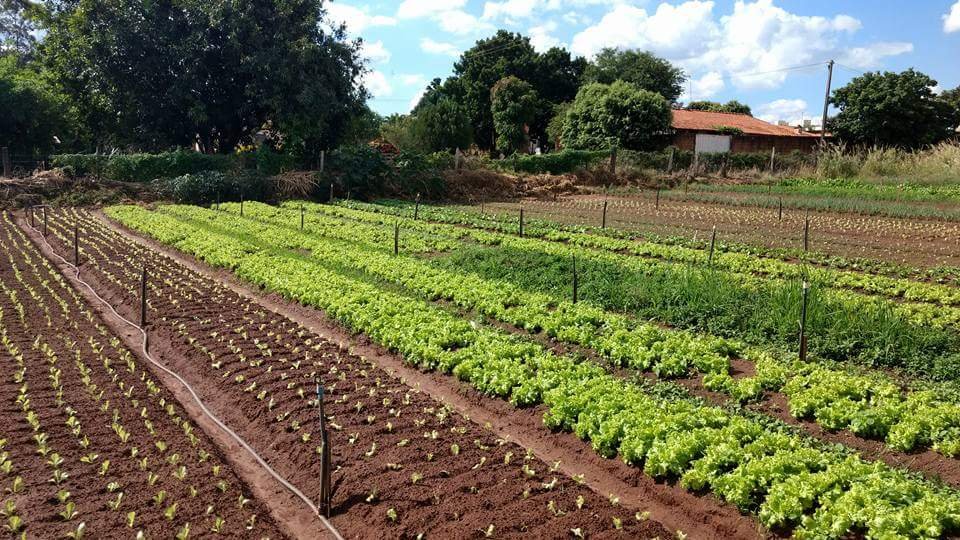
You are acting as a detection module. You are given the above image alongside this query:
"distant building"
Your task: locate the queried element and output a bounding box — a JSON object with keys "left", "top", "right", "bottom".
{"left": 671, "top": 109, "right": 823, "bottom": 154}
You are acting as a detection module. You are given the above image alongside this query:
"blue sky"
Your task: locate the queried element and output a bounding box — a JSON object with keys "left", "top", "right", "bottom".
{"left": 327, "top": 0, "right": 960, "bottom": 126}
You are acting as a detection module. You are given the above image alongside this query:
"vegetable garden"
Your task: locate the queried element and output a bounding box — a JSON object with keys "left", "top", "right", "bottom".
{"left": 8, "top": 196, "right": 960, "bottom": 538}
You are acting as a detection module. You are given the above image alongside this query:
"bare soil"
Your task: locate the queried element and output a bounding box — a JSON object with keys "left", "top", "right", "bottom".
{"left": 27, "top": 209, "right": 691, "bottom": 539}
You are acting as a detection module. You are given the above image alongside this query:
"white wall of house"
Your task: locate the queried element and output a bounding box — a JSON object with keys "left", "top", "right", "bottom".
{"left": 695, "top": 134, "right": 731, "bottom": 154}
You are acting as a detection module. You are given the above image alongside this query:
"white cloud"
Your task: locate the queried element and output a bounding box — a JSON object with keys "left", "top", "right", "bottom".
{"left": 482, "top": 0, "right": 540, "bottom": 21}
{"left": 361, "top": 40, "right": 391, "bottom": 64}
{"left": 364, "top": 71, "right": 393, "bottom": 97}
{"left": 398, "top": 0, "right": 466, "bottom": 19}
{"left": 756, "top": 98, "right": 816, "bottom": 126}
{"left": 420, "top": 38, "right": 460, "bottom": 57}
{"left": 839, "top": 42, "right": 913, "bottom": 69}
{"left": 399, "top": 74, "right": 427, "bottom": 86}
{"left": 437, "top": 10, "right": 495, "bottom": 35}
{"left": 945, "top": 1, "right": 960, "bottom": 33}
{"left": 570, "top": 0, "right": 903, "bottom": 94}
{"left": 680, "top": 71, "right": 725, "bottom": 102}
{"left": 529, "top": 22, "right": 562, "bottom": 52}
{"left": 326, "top": 3, "right": 396, "bottom": 33}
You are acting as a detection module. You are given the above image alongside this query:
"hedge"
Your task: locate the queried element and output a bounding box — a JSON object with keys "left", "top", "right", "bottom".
{"left": 52, "top": 150, "right": 237, "bottom": 182}
{"left": 493, "top": 149, "right": 609, "bottom": 174}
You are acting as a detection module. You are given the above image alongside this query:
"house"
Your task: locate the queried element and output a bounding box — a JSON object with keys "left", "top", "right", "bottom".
{"left": 671, "top": 109, "right": 823, "bottom": 154}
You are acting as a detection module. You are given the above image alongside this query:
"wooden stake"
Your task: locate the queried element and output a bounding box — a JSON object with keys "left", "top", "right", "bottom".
{"left": 799, "top": 281, "right": 809, "bottom": 363}
{"left": 666, "top": 148, "right": 674, "bottom": 173}
{"left": 519, "top": 207, "right": 524, "bottom": 238}
{"left": 316, "top": 384, "right": 332, "bottom": 518}
{"left": 30, "top": 206, "right": 35, "bottom": 228}
{"left": 42, "top": 207, "right": 47, "bottom": 236}
{"left": 240, "top": 194, "right": 244, "bottom": 217}
{"left": 393, "top": 222, "right": 399, "bottom": 256}
{"left": 73, "top": 221, "right": 79, "bottom": 267}
{"left": 414, "top": 193, "right": 421, "bottom": 220}
{"left": 803, "top": 216, "right": 810, "bottom": 252}
{"left": 140, "top": 267, "right": 148, "bottom": 327}
{"left": 329, "top": 183, "right": 334, "bottom": 202}
{"left": 778, "top": 197, "right": 783, "bottom": 221}
{"left": 769, "top": 146, "right": 776, "bottom": 173}
{"left": 572, "top": 255, "right": 578, "bottom": 304}
{"left": 300, "top": 205, "right": 305, "bottom": 230}
{"left": 655, "top": 188, "right": 661, "bottom": 211}
{"left": 708, "top": 226, "right": 717, "bottom": 265}
{"left": 601, "top": 200, "right": 608, "bottom": 229}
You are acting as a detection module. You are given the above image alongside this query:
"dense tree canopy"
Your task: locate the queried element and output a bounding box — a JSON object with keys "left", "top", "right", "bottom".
{"left": 561, "top": 81, "right": 672, "bottom": 151}
{"left": 38, "top": 0, "right": 365, "bottom": 158}
{"left": 830, "top": 69, "right": 959, "bottom": 149}
{"left": 381, "top": 97, "right": 472, "bottom": 153}
{"left": 491, "top": 76, "right": 537, "bottom": 154}
{"left": 416, "top": 31, "right": 585, "bottom": 151}
{"left": 1, "top": 0, "right": 39, "bottom": 59}
{"left": 583, "top": 48, "right": 686, "bottom": 103}
{"left": 942, "top": 86, "right": 960, "bottom": 129}
{"left": 686, "top": 100, "right": 753, "bottom": 116}
{"left": 0, "top": 55, "right": 76, "bottom": 157}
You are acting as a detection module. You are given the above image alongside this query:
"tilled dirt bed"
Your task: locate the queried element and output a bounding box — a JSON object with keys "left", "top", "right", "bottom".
{"left": 27, "top": 209, "right": 678, "bottom": 539}
{"left": 0, "top": 213, "right": 283, "bottom": 538}
{"left": 476, "top": 195, "right": 960, "bottom": 270}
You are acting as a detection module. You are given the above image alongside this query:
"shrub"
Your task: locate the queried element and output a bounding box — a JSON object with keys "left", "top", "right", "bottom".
{"left": 494, "top": 150, "right": 608, "bottom": 175}
{"left": 326, "top": 145, "right": 395, "bottom": 200}
{"left": 252, "top": 146, "right": 299, "bottom": 176}
{"left": 394, "top": 151, "right": 451, "bottom": 199}
{"left": 158, "top": 171, "right": 271, "bottom": 204}
{"left": 52, "top": 150, "right": 236, "bottom": 182}
{"left": 816, "top": 146, "right": 862, "bottom": 179}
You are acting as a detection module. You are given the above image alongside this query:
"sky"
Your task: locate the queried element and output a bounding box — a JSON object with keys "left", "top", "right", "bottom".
{"left": 326, "top": 0, "right": 960, "bottom": 127}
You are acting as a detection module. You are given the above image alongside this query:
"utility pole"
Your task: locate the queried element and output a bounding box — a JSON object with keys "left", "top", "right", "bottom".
{"left": 820, "top": 60, "right": 834, "bottom": 145}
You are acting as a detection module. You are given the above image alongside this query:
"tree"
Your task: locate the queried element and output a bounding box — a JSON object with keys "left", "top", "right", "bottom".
{"left": 830, "top": 69, "right": 959, "bottom": 148}
{"left": 584, "top": 48, "right": 685, "bottom": 103}
{"left": 1, "top": 0, "right": 40, "bottom": 59}
{"left": 546, "top": 102, "right": 571, "bottom": 149}
{"left": 941, "top": 86, "right": 960, "bottom": 129}
{"left": 38, "top": 0, "right": 365, "bottom": 158}
{"left": 382, "top": 98, "right": 472, "bottom": 153}
{"left": 561, "top": 81, "right": 672, "bottom": 151}
{"left": 686, "top": 100, "right": 753, "bottom": 115}
{"left": 491, "top": 76, "right": 537, "bottom": 154}
{"left": 0, "top": 56, "right": 77, "bottom": 157}
{"left": 417, "top": 31, "right": 585, "bottom": 151}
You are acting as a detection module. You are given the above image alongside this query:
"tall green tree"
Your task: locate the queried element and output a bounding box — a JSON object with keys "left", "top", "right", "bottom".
{"left": 417, "top": 31, "right": 585, "bottom": 151}
{"left": 1, "top": 0, "right": 39, "bottom": 59}
{"left": 490, "top": 76, "right": 537, "bottom": 154}
{"left": 687, "top": 100, "right": 753, "bottom": 115}
{"left": 830, "top": 69, "right": 959, "bottom": 148}
{"left": 562, "top": 81, "right": 671, "bottom": 151}
{"left": 941, "top": 86, "right": 960, "bottom": 130}
{"left": 38, "top": 0, "right": 365, "bottom": 158}
{"left": 583, "top": 48, "right": 685, "bottom": 103}
{"left": 381, "top": 98, "right": 472, "bottom": 153}
{"left": 0, "top": 55, "right": 77, "bottom": 157}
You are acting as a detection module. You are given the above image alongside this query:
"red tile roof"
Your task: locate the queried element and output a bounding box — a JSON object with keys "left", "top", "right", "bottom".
{"left": 672, "top": 109, "right": 820, "bottom": 137}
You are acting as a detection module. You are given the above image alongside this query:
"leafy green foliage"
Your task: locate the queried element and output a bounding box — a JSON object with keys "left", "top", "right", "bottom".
{"left": 490, "top": 76, "right": 538, "bottom": 154}
{"left": 0, "top": 56, "right": 78, "bottom": 157}
{"left": 52, "top": 150, "right": 235, "bottom": 182}
{"left": 380, "top": 98, "right": 472, "bottom": 153}
{"left": 158, "top": 171, "right": 271, "bottom": 204}
{"left": 686, "top": 100, "right": 753, "bottom": 115}
{"left": 494, "top": 149, "right": 608, "bottom": 174}
{"left": 830, "top": 69, "right": 960, "bottom": 149}
{"left": 326, "top": 145, "right": 394, "bottom": 200}
{"left": 583, "top": 48, "right": 685, "bottom": 103}
{"left": 562, "top": 81, "right": 672, "bottom": 151}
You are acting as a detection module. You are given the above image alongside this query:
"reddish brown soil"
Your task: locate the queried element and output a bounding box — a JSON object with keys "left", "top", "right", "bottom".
{"left": 474, "top": 195, "right": 960, "bottom": 270}
{"left": 0, "top": 214, "right": 284, "bottom": 539}
{"left": 30, "top": 210, "right": 683, "bottom": 539}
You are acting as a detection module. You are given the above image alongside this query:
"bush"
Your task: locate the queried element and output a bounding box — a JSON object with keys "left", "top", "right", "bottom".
{"left": 495, "top": 150, "right": 609, "bottom": 175}
{"left": 158, "top": 170, "right": 271, "bottom": 204}
{"left": 326, "top": 145, "right": 395, "bottom": 200}
{"left": 52, "top": 150, "right": 236, "bottom": 182}
{"left": 394, "top": 151, "right": 452, "bottom": 199}
{"left": 252, "top": 146, "right": 299, "bottom": 176}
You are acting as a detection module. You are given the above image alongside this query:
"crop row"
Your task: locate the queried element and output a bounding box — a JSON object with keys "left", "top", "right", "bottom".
{"left": 337, "top": 199, "right": 960, "bottom": 311}
{"left": 288, "top": 201, "right": 960, "bottom": 384}
{"left": 44, "top": 210, "right": 682, "bottom": 538}
{"left": 107, "top": 203, "right": 960, "bottom": 539}
{"left": 166, "top": 201, "right": 960, "bottom": 460}
{"left": 0, "top": 212, "right": 279, "bottom": 538}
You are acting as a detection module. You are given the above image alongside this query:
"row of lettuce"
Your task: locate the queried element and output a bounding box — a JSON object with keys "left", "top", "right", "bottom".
{"left": 302, "top": 201, "right": 960, "bottom": 385}
{"left": 341, "top": 199, "right": 960, "bottom": 312}
{"left": 169, "top": 200, "right": 960, "bottom": 459}
{"left": 106, "top": 203, "right": 960, "bottom": 538}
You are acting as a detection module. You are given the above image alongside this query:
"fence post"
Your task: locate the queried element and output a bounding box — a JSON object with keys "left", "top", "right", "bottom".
{"left": 519, "top": 207, "right": 524, "bottom": 238}
{"left": 803, "top": 215, "right": 810, "bottom": 252}
{"left": 666, "top": 148, "right": 674, "bottom": 174}
{"left": 43, "top": 207, "right": 47, "bottom": 237}
{"left": 655, "top": 188, "right": 661, "bottom": 211}
{"left": 572, "top": 255, "right": 578, "bottom": 304}
{"left": 769, "top": 147, "right": 776, "bottom": 173}
{"left": 319, "top": 150, "right": 325, "bottom": 174}
{"left": 73, "top": 220, "right": 79, "bottom": 267}
{"left": 240, "top": 194, "right": 244, "bottom": 217}
{"left": 799, "top": 281, "right": 809, "bottom": 363}
{"left": 329, "top": 183, "right": 334, "bottom": 203}
{"left": 414, "top": 193, "right": 421, "bottom": 220}
{"left": 140, "top": 267, "right": 148, "bottom": 327}
{"left": 601, "top": 200, "right": 608, "bottom": 229}
{"left": 708, "top": 226, "right": 717, "bottom": 265}
{"left": 30, "top": 206, "right": 35, "bottom": 228}
{"left": 300, "top": 205, "right": 305, "bottom": 230}
{"left": 609, "top": 145, "right": 617, "bottom": 174}
{"left": 316, "top": 384, "right": 332, "bottom": 518}
{"left": 778, "top": 197, "right": 783, "bottom": 221}
{"left": 1, "top": 147, "right": 9, "bottom": 178}
{"left": 393, "top": 222, "right": 399, "bottom": 256}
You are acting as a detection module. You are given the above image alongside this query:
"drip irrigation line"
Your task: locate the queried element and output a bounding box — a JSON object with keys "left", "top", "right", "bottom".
{"left": 26, "top": 217, "right": 344, "bottom": 540}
